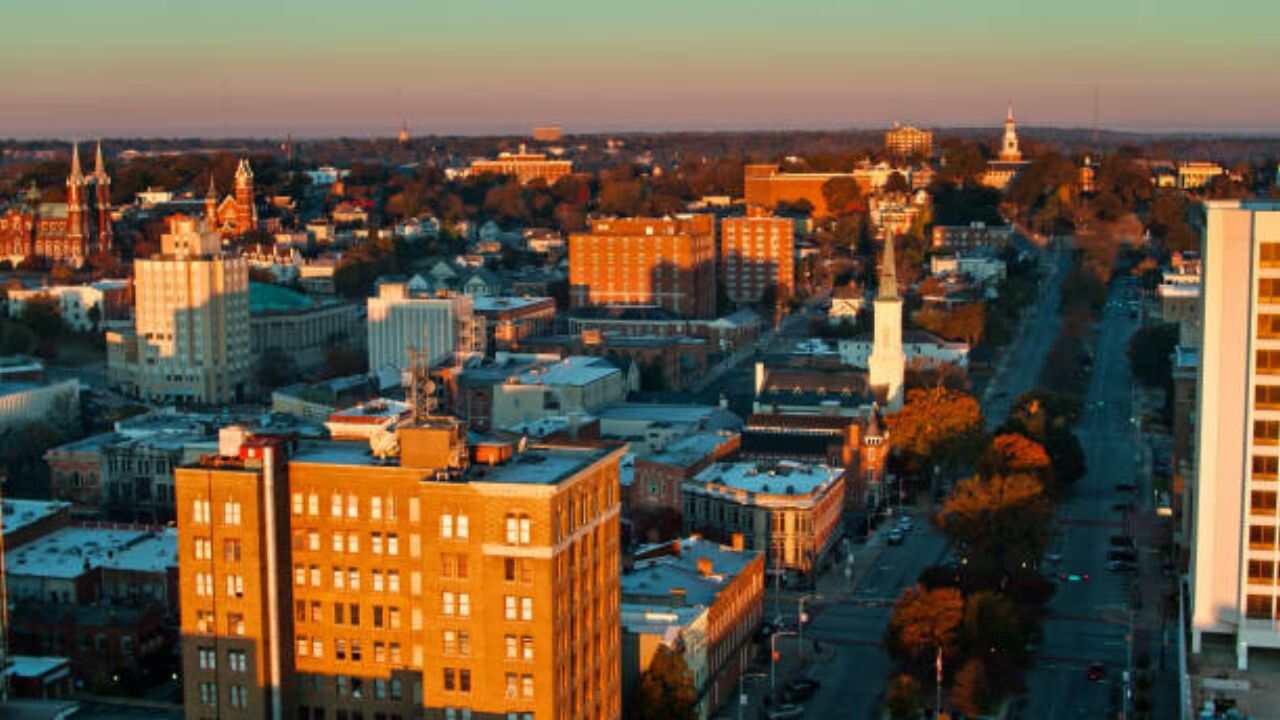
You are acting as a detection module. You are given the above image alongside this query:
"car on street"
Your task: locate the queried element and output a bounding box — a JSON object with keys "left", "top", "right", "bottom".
{"left": 1109, "top": 535, "right": 1136, "bottom": 549}
{"left": 897, "top": 517, "right": 914, "bottom": 533}
{"left": 1111, "top": 501, "right": 1136, "bottom": 513}
{"left": 1058, "top": 572, "right": 1090, "bottom": 583}
{"left": 887, "top": 530, "right": 905, "bottom": 545}
{"left": 1107, "top": 550, "right": 1138, "bottom": 563}
{"left": 763, "top": 703, "right": 805, "bottom": 719}
{"left": 1086, "top": 663, "right": 1107, "bottom": 682}
{"left": 1107, "top": 560, "right": 1138, "bottom": 573}
{"left": 782, "top": 678, "right": 821, "bottom": 703}
{"left": 1044, "top": 552, "right": 1063, "bottom": 565}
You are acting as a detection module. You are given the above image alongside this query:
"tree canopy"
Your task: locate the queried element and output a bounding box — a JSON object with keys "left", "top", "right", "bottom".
{"left": 887, "top": 387, "right": 985, "bottom": 475}
{"left": 937, "top": 473, "right": 1052, "bottom": 574}
{"left": 631, "top": 645, "right": 698, "bottom": 720}
{"left": 886, "top": 585, "right": 965, "bottom": 667}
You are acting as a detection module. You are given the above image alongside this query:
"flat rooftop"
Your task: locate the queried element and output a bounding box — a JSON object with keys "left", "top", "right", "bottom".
{"left": 643, "top": 431, "right": 736, "bottom": 468}
{"left": 693, "top": 460, "right": 842, "bottom": 496}
{"left": 621, "top": 536, "right": 758, "bottom": 635}
{"left": 2, "top": 499, "right": 71, "bottom": 537}
{"left": 6, "top": 526, "right": 176, "bottom": 579}
{"left": 511, "top": 356, "right": 619, "bottom": 387}
{"left": 290, "top": 439, "right": 614, "bottom": 486}
{"left": 471, "top": 296, "right": 553, "bottom": 312}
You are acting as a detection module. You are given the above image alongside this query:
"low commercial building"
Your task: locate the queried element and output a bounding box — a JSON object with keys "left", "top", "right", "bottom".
{"left": 597, "top": 403, "right": 743, "bottom": 456}
{"left": 885, "top": 123, "right": 933, "bottom": 158}
{"left": 366, "top": 281, "right": 483, "bottom": 381}
{"left": 1, "top": 498, "right": 73, "bottom": 548}
{"left": 684, "top": 460, "right": 845, "bottom": 580}
{"left": 752, "top": 363, "right": 871, "bottom": 417}
{"left": 929, "top": 253, "right": 1007, "bottom": 286}
{"left": 469, "top": 147, "right": 573, "bottom": 185}
{"left": 491, "top": 355, "right": 630, "bottom": 429}
{"left": 629, "top": 431, "right": 741, "bottom": 544}
{"left": 5, "top": 525, "right": 177, "bottom": 607}
{"left": 621, "top": 536, "right": 764, "bottom": 720}
{"left": 6, "top": 279, "right": 130, "bottom": 332}
{"left": 740, "top": 412, "right": 890, "bottom": 512}
{"left": 568, "top": 306, "right": 762, "bottom": 355}
{"left": 0, "top": 377, "right": 79, "bottom": 433}
{"left": 271, "top": 374, "right": 379, "bottom": 423}
{"left": 838, "top": 331, "right": 970, "bottom": 371}
{"left": 930, "top": 222, "right": 1015, "bottom": 252}
{"left": 1178, "top": 161, "right": 1225, "bottom": 190}
{"left": 249, "top": 282, "right": 365, "bottom": 373}
{"left": 472, "top": 296, "right": 556, "bottom": 351}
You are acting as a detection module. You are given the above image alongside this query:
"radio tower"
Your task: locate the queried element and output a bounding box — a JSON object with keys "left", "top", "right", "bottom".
{"left": 407, "top": 346, "right": 437, "bottom": 424}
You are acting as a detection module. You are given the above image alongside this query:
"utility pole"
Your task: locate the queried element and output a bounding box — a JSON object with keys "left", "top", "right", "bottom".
{"left": 935, "top": 645, "right": 943, "bottom": 718}
{"left": 770, "top": 631, "right": 797, "bottom": 697}
{"left": 798, "top": 594, "right": 818, "bottom": 661}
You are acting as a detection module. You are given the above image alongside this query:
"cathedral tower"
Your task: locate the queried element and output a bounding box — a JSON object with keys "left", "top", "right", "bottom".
{"left": 205, "top": 174, "right": 219, "bottom": 230}
{"left": 867, "top": 236, "right": 905, "bottom": 411}
{"left": 232, "top": 158, "right": 257, "bottom": 236}
{"left": 93, "top": 140, "right": 113, "bottom": 252}
{"left": 999, "top": 103, "right": 1022, "bottom": 162}
{"left": 64, "top": 143, "right": 88, "bottom": 257}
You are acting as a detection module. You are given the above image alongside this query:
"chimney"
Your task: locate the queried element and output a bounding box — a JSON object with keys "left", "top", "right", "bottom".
{"left": 697, "top": 557, "right": 713, "bottom": 577}
{"left": 219, "top": 426, "right": 249, "bottom": 457}
{"left": 731, "top": 532, "right": 745, "bottom": 552}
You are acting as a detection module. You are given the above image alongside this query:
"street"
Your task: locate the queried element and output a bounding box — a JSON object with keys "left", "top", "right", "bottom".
{"left": 1023, "top": 281, "right": 1147, "bottom": 720}
{"left": 741, "top": 239, "right": 1073, "bottom": 720}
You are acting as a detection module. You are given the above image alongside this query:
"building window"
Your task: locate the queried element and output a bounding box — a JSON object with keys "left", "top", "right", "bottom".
{"left": 1250, "top": 525, "right": 1277, "bottom": 550}
{"left": 308, "top": 492, "right": 319, "bottom": 515}
{"left": 443, "top": 668, "right": 455, "bottom": 692}
{"left": 349, "top": 568, "right": 360, "bottom": 591}
{"left": 228, "top": 613, "right": 245, "bottom": 636}
{"left": 505, "top": 635, "right": 517, "bottom": 659}
{"left": 1253, "top": 491, "right": 1279, "bottom": 516}
{"left": 293, "top": 492, "right": 304, "bottom": 515}
{"left": 521, "top": 674, "right": 533, "bottom": 698}
{"left": 199, "top": 681, "right": 217, "bottom": 706}
{"left": 387, "top": 534, "right": 399, "bottom": 556}
{"left": 505, "top": 673, "right": 518, "bottom": 698}
{"left": 332, "top": 493, "right": 343, "bottom": 518}
{"left": 198, "top": 647, "right": 217, "bottom": 670}
{"left": 504, "top": 595, "right": 516, "bottom": 620}
{"left": 443, "top": 592, "right": 456, "bottom": 616}
{"left": 1257, "top": 421, "right": 1280, "bottom": 446}
{"left": 505, "top": 514, "right": 531, "bottom": 545}
{"left": 522, "top": 636, "right": 534, "bottom": 661}
{"left": 347, "top": 533, "right": 359, "bottom": 553}
{"left": 195, "top": 572, "right": 213, "bottom": 597}
{"left": 521, "top": 597, "right": 533, "bottom": 621}
{"left": 1254, "top": 456, "right": 1279, "bottom": 481}
{"left": 443, "top": 630, "right": 457, "bottom": 655}
{"left": 1258, "top": 384, "right": 1280, "bottom": 410}
{"left": 228, "top": 650, "right": 247, "bottom": 672}
{"left": 194, "top": 537, "right": 212, "bottom": 560}
{"left": 372, "top": 533, "right": 383, "bottom": 555}
{"left": 1262, "top": 243, "right": 1280, "bottom": 269}
{"left": 193, "top": 498, "right": 211, "bottom": 524}
{"left": 457, "top": 514, "right": 469, "bottom": 539}
{"left": 1248, "top": 559, "right": 1276, "bottom": 585}
{"left": 308, "top": 530, "right": 320, "bottom": 551}
{"left": 1258, "top": 350, "right": 1280, "bottom": 376}
{"left": 224, "top": 501, "right": 242, "bottom": 526}
{"left": 347, "top": 494, "right": 359, "bottom": 519}
{"left": 441, "top": 514, "right": 454, "bottom": 539}
{"left": 224, "top": 539, "right": 241, "bottom": 562}
{"left": 225, "top": 574, "right": 244, "bottom": 598}
{"left": 1246, "top": 594, "right": 1274, "bottom": 620}
{"left": 371, "top": 496, "right": 383, "bottom": 520}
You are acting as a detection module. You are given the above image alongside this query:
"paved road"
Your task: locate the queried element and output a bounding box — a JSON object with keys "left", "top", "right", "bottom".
{"left": 1023, "top": 282, "right": 1142, "bottom": 720}
{"left": 982, "top": 239, "right": 1071, "bottom": 430}
{"left": 775, "top": 241, "right": 1072, "bottom": 720}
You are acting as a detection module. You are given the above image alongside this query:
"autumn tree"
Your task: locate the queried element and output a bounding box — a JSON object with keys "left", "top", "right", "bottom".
{"left": 19, "top": 294, "right": 65, "bottom": 338}
{"left": 821, "top": 176, "right": 864, "bottom": 217}
{"left": 1002, "top": 392, "right": 1086, "bottom": 487}
{"left": 885, "top": 674, "right": 923, "bottom": 720}
{"left": 886, "top": 585, "right": 964, "bottom": 670}
{"left": 887, "top": 387, "right": 985, "bottom": 478}
{"left": 960, "top": 591, "right": 1027, "bottom": 698}
{"left": 937, "top": 473, "right": 1052, "bottom": 574}
{"left": 979, "top": 433, "right": 1053, "bottom": 490}
{"left": 949, "top": 658, "right": 990, "bottom": 718}
{"left": 631, "top": 645, "right": 697, "bottom": 720}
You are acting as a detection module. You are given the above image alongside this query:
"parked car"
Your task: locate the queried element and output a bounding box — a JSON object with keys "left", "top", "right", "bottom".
{"left": 1107, "top": 560, "right": 1138, "bottom": 573}
{"left": 887, "top": 530, "right": 905, "bottom": 546}
{"left": 1108, "top": 550, "right": 1138, "bottom": 563}
{"left": 782, "top": 678, "right": 821, "bottom": 703}
{"left": 763, "top": 704, "right": 805, "bottom": 719}
{"left": 1087, "top": 663, "right": 1106, "bottom": 682}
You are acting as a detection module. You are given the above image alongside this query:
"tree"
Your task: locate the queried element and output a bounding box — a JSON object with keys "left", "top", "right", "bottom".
{"left": 886, "top": 674, "right": 923, "bottom": 720}
{"left": 960, "top": 591, "right": 1026, "bottom": 698}
{"left": 887, "top": 387, "right": 985, "bottom": 476}
{"left": 884, "top": 171, "right": 910, "bottom": 195}
{"left": 979, "top": 433, "right": 1053, "bottom": 487}
{"left": 886, "top": 585, "right": 964, "bottom": 667}
{"left": 938, "top": 473, "right": 1052, "bottom": 574}
{"left": 631, "top": 645, "right": 697, "bottom": 720}
{"left": 821, "top": 177, "right": 864, "bottom": 217}
{"left": 256, "top": 348, "right": 299, "bottom": 392}
{"left": 49, "top": 264, "right": 77, "bottom": 285}
{"left": 323, "top": 341, "right": 367, "bottom": 378}
{"left": 949, "top": 658, "right": 989, "bottom": 718}
{"left": 1128, "top": 322, "right": 1179, "bottom": 388}
{"left": 19, "top": 293, "right": 65, "bottom": 338}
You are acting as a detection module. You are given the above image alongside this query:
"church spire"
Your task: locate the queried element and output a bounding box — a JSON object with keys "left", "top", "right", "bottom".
{"left": 68, "top": 142, "right": 84, "bottom": 184}
{"left": 94, "top": 140, "right": 106, "bottom": 178}
{"left": 878, "top": 236, "right": 898, "bottom": 300}
{"left": 1006, "top": 101, "right": 1014, "bottom": 123}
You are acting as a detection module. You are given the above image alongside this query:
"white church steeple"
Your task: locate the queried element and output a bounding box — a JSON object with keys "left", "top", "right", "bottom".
{"left": 1000, "top": 102, "right": 1022, "bottom": 162}
{"left": 868, "top": 236, "right": 905, "bottom": 411}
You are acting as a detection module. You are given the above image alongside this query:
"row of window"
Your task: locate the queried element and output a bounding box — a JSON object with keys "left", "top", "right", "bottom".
{"left": 191, "top": 499, "right": 240, "bottom": 525}
{"left": 192, "top": 538, "right": 241, "bottom": 562}
{"left": 292, "top": 566, "right": 402, "bottom": 593}
{"left": 197, "top": 682, "right": 248, "bottom": 707}
{"left": 196, "top": 648, "right": 247, "bottom": 672}
{"left": 291, "top": 492, "right": 400, "bottom": 521}
{"left": 193, "top": 572, "right": 244, "bottom": 599}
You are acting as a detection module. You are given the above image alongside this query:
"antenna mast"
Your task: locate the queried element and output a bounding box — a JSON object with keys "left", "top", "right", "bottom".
{"left": 407, "top": 346, "right": 437, "bottom": 424}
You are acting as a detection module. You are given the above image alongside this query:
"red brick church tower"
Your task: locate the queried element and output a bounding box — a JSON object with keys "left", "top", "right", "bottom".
{"left": 93, "top": 141, "right": 113, "bottom": 252}
{"left": 64, "top": 142, "right": 89, "bottom": 257}
{"left": 233, "top": 158, "right": 257, "bottom": 235}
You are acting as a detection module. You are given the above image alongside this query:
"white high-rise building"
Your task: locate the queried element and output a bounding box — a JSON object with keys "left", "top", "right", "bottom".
{"left": 868, "top": 236, "right": 905, "bottom": 411}
{"left": 1191, "top": 200, "right": 1280, "bottom": 669}
{"left": 365, "top": 281, "right": 483, "bottom": 384}
{"left": 106, "top": 216, "right": 250, "bottom": 404}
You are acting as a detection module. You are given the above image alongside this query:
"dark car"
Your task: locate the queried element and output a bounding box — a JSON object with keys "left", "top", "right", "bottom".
{"left": 1087, "top": 662, "right": 1106, "bottom": 682}
{"left": 1111, "top": 501, "right": 1136, "bottom": 513}
{"left": 1109, "top": 535, "right": 1136, "bottom": 549}
{"left": 782, "top": 678, "right": 821, "bottom": 703}
{"left": 1107, "top": 560, "right": 1138, "bottom": 573}
{"left": 1108, "top": 550, "right": 1138, "bottom": 563}
{"left": 763, "top": 704, "right": 805, "bottom": 719}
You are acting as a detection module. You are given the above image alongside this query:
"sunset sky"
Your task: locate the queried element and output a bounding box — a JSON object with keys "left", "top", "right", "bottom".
{"left": 1, "top": 0, "right": 1276, "bottom": 138}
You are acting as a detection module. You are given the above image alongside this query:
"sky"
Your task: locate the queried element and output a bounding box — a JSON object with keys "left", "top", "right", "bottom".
{"left": 0, "top": 0, "right": 1277, "bottom": 138}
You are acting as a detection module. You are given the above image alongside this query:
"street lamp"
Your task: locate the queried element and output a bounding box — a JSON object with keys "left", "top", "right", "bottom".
{"left": 738, "top": 671, "right": 768, "bottom": 720}
{"left": 798, "top": 593, "right": 820, "bottom": 660}
{"left": 770, "top": 630, "right": 798, "bottom": 696}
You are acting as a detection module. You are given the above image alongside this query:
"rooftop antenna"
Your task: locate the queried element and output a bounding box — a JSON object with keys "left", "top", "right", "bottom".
{"left": 1092, "top": 84, "right": 1100, "bottom": 148}
{"left": 407, "top": 346, "right": 437, "bottom": 424}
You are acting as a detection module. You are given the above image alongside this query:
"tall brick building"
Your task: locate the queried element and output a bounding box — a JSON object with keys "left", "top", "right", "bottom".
{"left": 719, "top": 207, "right": 794, "bottom": 308}
{"left": 176, "top": 420, "right": 625, "bottom": 720}
{"left": 568, "top": 215, "right": 716, "bottom": 319}
{"left": 884, "top": 124, "right": 933, "bottom": 159}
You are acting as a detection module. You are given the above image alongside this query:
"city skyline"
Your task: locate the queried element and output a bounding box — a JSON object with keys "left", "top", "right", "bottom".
{"left": 2, "top": 0, "right": 1278, "bottom": 138}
